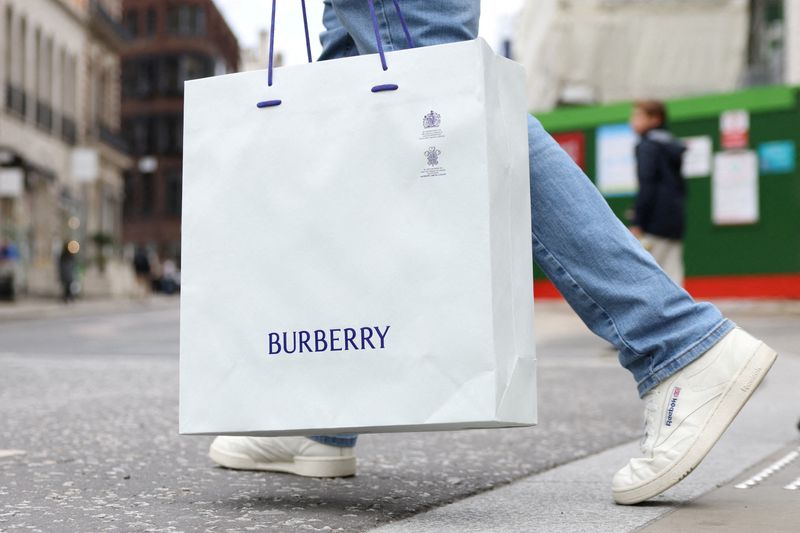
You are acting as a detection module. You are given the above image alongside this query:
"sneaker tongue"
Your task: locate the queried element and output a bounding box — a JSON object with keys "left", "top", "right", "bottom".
{"left": 639, "top": 393, "right": 660, "bottom": 454}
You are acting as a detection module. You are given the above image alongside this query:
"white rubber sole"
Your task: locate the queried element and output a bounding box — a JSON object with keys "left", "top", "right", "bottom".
{"left": 613, "top": 342, "right": 778, "bottom": 505}
{"left": 209, "top": 444, "right": 356, "bottom": 478}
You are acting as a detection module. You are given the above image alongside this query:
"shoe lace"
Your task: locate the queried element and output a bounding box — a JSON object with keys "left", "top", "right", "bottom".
{"left": 639, "top": 390, "right": 660, "bottom": 456}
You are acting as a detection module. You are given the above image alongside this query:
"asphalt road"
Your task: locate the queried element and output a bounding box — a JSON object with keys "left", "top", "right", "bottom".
{"left": 0, "top": 299, "right": 797, "bottom": 532}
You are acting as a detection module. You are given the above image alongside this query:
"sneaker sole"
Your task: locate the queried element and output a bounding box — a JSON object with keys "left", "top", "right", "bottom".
{"left": 612, "top": 342, "right": 778, "bottom": 505}
{"left": 208, "top": 444, "right": 356, "bottom": 478}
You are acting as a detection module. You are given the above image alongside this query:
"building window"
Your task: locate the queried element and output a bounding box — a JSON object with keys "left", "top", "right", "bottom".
{"left": 19, "top": 17, "right": 27, "bottom": 94}
{"left": 5, "top": 14, "right": 27, "bottom": 118}
{"left": 34, "top": 27, "right": 41, "bottom": 106}
{"left": 160, "top": 56, "right": 180, "bottom": 95}
{"left": 4, "top": 7, "right": 11, "bottom": 85}
{"left": 182, "top": 54, "right": 212, "bottom": 83}
{"left": 746, "top": 0, "right": 785, "bottom": 85}
{"left": 141, "top": 172, "right": 154, "bottom": 214}
{"left": 62, "top": 52, "right": 77, "bottom": 143}
{"left": 167, "top": 5, "right": 206, "bottom": 36}
{"left": 123, "top": 171, "right": 136, "bottom": 218}
{"left": 135, "top": 58, "right": 156, "bottom": 98}
{"left": 194, "top": 6, "right": 206, "bottom": 36}
{"left": 146, "top": 7, "right": 157, "bottom": 37}
{"left": 165, "top": 171, "right": 182, "bottom": 216}
{"left": 121, "top": 61, "right": 134, "bottom": 98}
{"left": 124, "top": 9, "right": 138, "bottom": 37}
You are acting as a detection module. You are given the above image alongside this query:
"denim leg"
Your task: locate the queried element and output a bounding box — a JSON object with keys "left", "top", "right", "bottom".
{"left": 526, "top": 115, "right": 734, "bottom": 396}
{"left": 319, "top": 1, "right": 733, "bottom": 403}
{"left": 309, "top": 433, "right": 358, "bottom": 447}
{"left": 319, "top": 0, "right": 360, "bottom": 61}
{"left": 328, "top": 0, "right": 479, "bottom": 55}
{"left": 307, "top": 2, "right": 367, "bottom": 449}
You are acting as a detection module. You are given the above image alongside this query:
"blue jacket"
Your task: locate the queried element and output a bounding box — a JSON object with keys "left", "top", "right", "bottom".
{"left": 633, "top": 128, "right": 687, "bottom": 240}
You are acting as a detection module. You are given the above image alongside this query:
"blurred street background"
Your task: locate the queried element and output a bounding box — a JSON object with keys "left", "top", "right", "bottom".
{"left": 1, "top": 0, "right": 800, "bottom": 531}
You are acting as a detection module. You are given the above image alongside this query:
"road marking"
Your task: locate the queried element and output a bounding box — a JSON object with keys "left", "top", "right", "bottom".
{"left": 734, "top": 447, "right": 800, "bottom": 489}
{"left": 0, "top": 449, "right": 26, "bottom": 459}
{"left": 784, "top": 477, "right": 800, "bottom": 490}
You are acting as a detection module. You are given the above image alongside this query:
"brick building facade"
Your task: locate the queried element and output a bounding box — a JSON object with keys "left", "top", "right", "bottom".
{"left": 120, "top": 0, "right": 238, "bottom": 263}
{"left": 0, "top": 0, "right": 133, "bottom": 298}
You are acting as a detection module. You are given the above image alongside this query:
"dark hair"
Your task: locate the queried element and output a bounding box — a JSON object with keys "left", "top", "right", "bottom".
{"left": 634, "top": 99, "right": 667, "bottom": 127}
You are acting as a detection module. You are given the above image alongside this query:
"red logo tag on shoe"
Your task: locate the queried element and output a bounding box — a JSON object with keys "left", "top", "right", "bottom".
{"left": 665, "top": 387, "right": 681, "bottom": 427}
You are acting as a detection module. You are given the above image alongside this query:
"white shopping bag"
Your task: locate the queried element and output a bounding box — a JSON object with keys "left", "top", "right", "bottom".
{"left": 180, "top": 36, "right": 536, "bottom": 436}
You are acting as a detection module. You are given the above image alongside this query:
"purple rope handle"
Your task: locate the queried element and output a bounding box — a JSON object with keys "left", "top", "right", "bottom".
{"left": 260, "top": 0, "right": 414, "bottom": 105}
{"left": 267, "top": 0, "right": 313, "bottom": 87}
{"left": 368, "top": 0, "right": 415, "bottom": 71}
{"left": 391, "top": 0, "right": 415, "bottom": 49}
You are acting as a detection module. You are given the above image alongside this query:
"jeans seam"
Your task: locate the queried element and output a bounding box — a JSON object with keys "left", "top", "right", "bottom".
{"left": 376, "top": 0, "right": 395, "bottom": 51}
{"left": 532, "top": 235, "right": 641, "bottom": 357}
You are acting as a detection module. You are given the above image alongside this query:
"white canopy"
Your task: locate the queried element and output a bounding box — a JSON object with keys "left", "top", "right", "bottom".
{"left": 515, "top": 0, "right": 750, "bottom": 111}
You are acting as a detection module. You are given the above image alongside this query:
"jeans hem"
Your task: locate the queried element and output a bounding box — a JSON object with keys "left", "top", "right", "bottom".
{"left": 636, "top": 319, "right": 736, "bottom": 397}
{"left": 308, "top": 435, "right": 358, "bottom": 447}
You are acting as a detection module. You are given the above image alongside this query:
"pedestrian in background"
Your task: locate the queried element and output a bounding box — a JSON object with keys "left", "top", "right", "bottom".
{"left": 133, "top": 245, "right": 152, "bottom": 295}
{"left": 58, "top": 243, "right": 76, "bottom": 303}
{"left": 629, "top": 100, "right": 687, "bottom": 286}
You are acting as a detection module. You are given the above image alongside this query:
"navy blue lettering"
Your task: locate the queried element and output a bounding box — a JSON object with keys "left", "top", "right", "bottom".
{"left": 282, "top": 331, "right": 297, "bottom": 354}
{"left": 344, "top": 328, "right": 358, "bottom": 350}
{"left": 269, "top": 325, "right": 389, "bottom": 356}
{"left": 330, "top": 329, "right": 342, "bottom": 351}
{"left": 374, "top": 325, "right": 390, "bottom": 349}
{"left": 269, "top": 332, "right": 281, "bottom": 355}
{"left": 314, "top": 329, "right": 328, "bottom": 352}
{"left": 298, "top": 330, "right": 311, "bottom": 353}
{"left": 360, "top": 327, "right": 376, "bottom": 349}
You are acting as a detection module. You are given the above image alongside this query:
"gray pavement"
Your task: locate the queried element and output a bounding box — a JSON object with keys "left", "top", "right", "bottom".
{"left": 0, "top": 299, "right": 797, "bottom": 532}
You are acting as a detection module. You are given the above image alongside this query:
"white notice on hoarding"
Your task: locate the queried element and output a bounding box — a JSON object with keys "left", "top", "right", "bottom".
{"left": 712, "top": 151, "right": 759, "bottom": 225}
{"left": 681, "top": 136, "right": 713, "bottom": 178}
{"left": 596, "top": 124, "right": 638, "bottom": 196}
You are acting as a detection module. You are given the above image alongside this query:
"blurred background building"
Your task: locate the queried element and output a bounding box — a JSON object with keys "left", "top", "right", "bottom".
{"left": 0, "top": 0, "right": 132, "bottom": 298}
{"left": 518, "top": 0, "right": 800, "bottom": 298}
{"left": 120, "top": 0, "right": 238, "bottom": 267}
{"left": 1, "top": 0, "right": 798, "bottom": 302}
{"left": 516, "top": 0, "right": 799, "bottom": 111}
{"left": 240, "top": 28, "right": 279, "bottom": 73}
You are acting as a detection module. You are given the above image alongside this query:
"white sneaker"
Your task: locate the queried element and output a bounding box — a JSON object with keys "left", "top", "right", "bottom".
{"left": 209, "top": 436, "right": 356, "bottom": 477}
{"left": 612, "top": 327, "right": 777, "bottom": 505}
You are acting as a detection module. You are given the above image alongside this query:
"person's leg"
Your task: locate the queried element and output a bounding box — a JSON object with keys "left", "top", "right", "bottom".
{"left": 318, "top": 0, "right": 360, "bottom": 61}
{"left": 209, "top": 1, "right": 362, "bottom": 467}
{"left": 211, "top": 2, "right": 776, "bottom": 495}
{"left": 328, "top": 0, "right": 732, "bottom": 396}
{"left": 525, "top": 116, "right": 729, "bottom": 395}
{"left": 641, "top": 234, "right": 684, "bottom": 287}
{"left": 319, "top": 3, "right": 776, "bottom": 504}
{"left": 329, "top": 0, "right": 478, "bottom": 55}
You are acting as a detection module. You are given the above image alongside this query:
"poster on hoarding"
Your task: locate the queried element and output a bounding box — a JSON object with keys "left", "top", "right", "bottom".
{"left": 596, "top": 124, "right": 638, "bottom": 196}
{"left": 712, "top": 151, "right": 759, "bottom": 225}
{"left": 758, "top": 140, "right": 796, "bottom": 174}
{"left": 720, "top": 109, "right": 750, "bottom": 150}
{"left": 553, "top": 131, "right": 586, "bottom": 170}
{"left": 681, "top": 136, "right": 713, "bottom": 178}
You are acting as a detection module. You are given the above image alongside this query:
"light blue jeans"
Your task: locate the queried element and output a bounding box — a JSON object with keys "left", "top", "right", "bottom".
{"left": 310, "top": 0, "right": 733, "bottom": 448}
